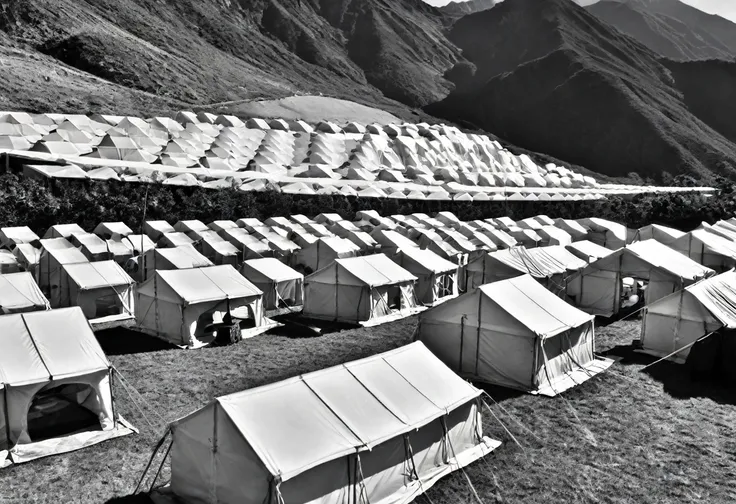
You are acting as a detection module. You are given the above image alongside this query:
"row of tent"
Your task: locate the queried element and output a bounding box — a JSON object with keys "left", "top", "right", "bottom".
{"left": 3, "top": 212, "right": 736, "bottom": 352}
{"left": 1, "top": 110, "right": 601, "bottom": 192}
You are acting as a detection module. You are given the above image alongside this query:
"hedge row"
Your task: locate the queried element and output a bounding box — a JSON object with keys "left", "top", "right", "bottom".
{"left": 1, "top": 173, "right": 733, "bottom": 236}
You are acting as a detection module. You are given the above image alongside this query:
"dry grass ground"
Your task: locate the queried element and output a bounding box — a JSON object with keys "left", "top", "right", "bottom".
{"left": 1, "top": 317, "right": 735, "bottom": 504}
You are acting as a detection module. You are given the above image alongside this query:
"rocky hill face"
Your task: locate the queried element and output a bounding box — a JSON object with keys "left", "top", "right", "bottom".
{"left": 586, "top": 0, "right": 736, "bottom": 60}
{"left": 0, "top": 0, "right": 459, "bottom": 114}
{"left": 439, "top": 0, "right": 497, "bottom": 17}
{"left": 426, "top": 0, "right": 736, "bottom": 182}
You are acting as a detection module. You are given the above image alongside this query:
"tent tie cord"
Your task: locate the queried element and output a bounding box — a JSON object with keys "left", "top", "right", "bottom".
{"left": 133, "top": 427, "right": 172, "bottom": 495}
{"left": 479, "top": 399, "right": 525, "bottom": 453}
{"left": 446, "top": 431, "right": 485, "bottom": 504}
{"left": 112, "top": 366, "right": 169, "bottom": 429}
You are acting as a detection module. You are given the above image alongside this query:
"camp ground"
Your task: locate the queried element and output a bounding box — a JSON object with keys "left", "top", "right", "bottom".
{"left": 145, "top": 342, "right": 501, "bottom": 504}
{"left": 3, "top": 208, "right": 736, "bottom": 503}
{"left": 417, "top": 274, "right": 613, "bottom": 395}
{"left": 0, "top": 308, "right": 135, "bottom": 468}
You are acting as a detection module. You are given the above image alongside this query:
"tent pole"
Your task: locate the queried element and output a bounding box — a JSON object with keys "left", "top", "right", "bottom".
{"left": 475, "top": 289, "right": 482, "bottom": 377}
{"left": 110, "top": 367, "right": 118, "bottom": 429}
{"left": 3, "top": 387, "right": 11, "bottom": 451}
{"left": 459, "top": 315, "right": 465, "bottom": 374}
{"left": 672, "top": 289, "right": 685, "bottom": 353}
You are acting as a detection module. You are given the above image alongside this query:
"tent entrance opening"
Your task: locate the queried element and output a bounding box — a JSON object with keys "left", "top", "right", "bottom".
{"left": 27, "top": 384, "right": 100, "bottom": 443}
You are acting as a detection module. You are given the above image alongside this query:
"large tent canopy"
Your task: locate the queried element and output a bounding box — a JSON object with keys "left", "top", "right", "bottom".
{"left": 640, "top": 271, "right": 736, "bottom": 363}
{"left": 303, "top": 254, "right": 422, "bottom": 325}
{"left": 0, "top": 307, "right": 134, "bottom": 468}
{"left": 135, "top": 265, "right": 272, "bottom": 347}
{"left": 417, "top": 274, "right": 612, "bottom": 395}
{"left": 292, "top": 236, "right": 360, "bottom": 274}
{"left": 566, "top": 240, "right": 715, "bottom": 316}
{"left": 165, "top": 342, "right": 500, "bottom": 504}
{"left": 138, "top": 245, "right": 213, "bottom": 282}
{"left": 0, "top": 272, "right": 50, "bottom": 314}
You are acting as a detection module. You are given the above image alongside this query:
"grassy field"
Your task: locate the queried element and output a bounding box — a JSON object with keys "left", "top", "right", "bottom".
{"left": 1, "top": 317, "right": 735, "bottom": 504}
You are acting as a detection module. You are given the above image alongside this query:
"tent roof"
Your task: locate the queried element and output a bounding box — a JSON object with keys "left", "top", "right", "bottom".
{"left": 94, "top": 222, "right": 133, "bottom": 237}
{"left": 63, "top": 261, "right": 134, "bottom": 289}
{"left": 685, "top": 271, "right": 736, "bottom": 329}
{"left": 484, "top": 246, "right": 586, "bottom": 278}
{"left": 0, "top": 226, "right": 39, "bottom": 248}
{"left": 187, "top": 342, "right": 481, "bottom": 481}
{"left": 398, "top": 246, "right": 458, "bottom": 274}
{"left": 0, "top": 307, "right": 109, "bottom": 386}
{"left": 308, "top": 253, "right": 417, "bottom": 287}
{"left": 566, "top": 240, "right": 615, "bottom": 262}
{"left": 44, "top": 223, "right": 86, "bottom": 239}
{"left": 141, "top": 265, "right": 262, "bottom": 305}
{"left": 479, "top": 274, "right": 593, "bottom": 337}
{"left": 0, "top": 272, "right": 50, "bottom": 312}
{"left": 627, "top": 240, "right": 714, "bottom": 281}
{"left": 242, "top": 258, "right": 303, "bottom": 283}
{"left": 151, "top": 245, "right": 212, "bottom": 269}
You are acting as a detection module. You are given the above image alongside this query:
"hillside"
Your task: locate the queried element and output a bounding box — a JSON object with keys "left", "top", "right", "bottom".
{"left": 586, "top": 0, "right": 736, "bottom": 60}
{"left": 0, "top": 0, "right": 460, "bottom": 114}
{"left": 426, "top": 0, "right": 736, "bottom": 182}
{"left": 439, "top": 0, "right": 497, "bottom": 17}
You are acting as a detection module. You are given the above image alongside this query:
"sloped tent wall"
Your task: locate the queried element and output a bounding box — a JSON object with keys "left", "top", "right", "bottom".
{"left": 165, "top": 342, "right": 500, "bottom": 504}
{"left": 135, "top": 266, "right": 266, "bottom": 347}
{"left": 303, "top": 254, "right": 420, "bottom": 325}
{"left": 0, "top": 308, "right": 134, "bottom": 468}
{"left": 417, "top": 275, "right": 606, "bottom": 395}
{"left": 0, "top": 272, "right": 51, "bottom": 314}
{"left": 291, "top": 237, "right": 359, "bottom": 274}
{"left": 640, "top": 271, "right": 736, "bottom": 363}
{"left": 240, "top": 258, "right": 304, "bottom": 314}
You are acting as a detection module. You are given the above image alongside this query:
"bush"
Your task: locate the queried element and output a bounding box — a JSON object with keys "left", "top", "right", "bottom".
{"left": 0, "top": 173, "right": 730, "bottom": 235}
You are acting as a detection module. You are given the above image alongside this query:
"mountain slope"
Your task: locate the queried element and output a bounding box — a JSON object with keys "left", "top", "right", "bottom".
{"left": 586, "top": 0, "right": 736, "bottom": 60}
{"left": 440, "top": 0, "right": 497, "bottom": 17}
{"left": 426, "top": 0, "right": 736, "bottom": 182}
{"left": 0, "top": 0, "right": 460, "bottom": 114}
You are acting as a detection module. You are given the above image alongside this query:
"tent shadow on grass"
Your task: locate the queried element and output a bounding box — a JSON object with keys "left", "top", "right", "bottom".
{"left": 603, "top": 343, "right": 736, "bottom": 406}
{"left": 475, "top": 382, "right": 526, "bottom": 403}
{"left": 105, "top": 496, "right": 153, "bottom": 504}
{"left": 95, "top": 327, "right": 178, "bottom": 355}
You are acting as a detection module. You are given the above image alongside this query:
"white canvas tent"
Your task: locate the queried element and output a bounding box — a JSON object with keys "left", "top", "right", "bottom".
{"left": 392, "top": 247, "right": 459, "bottom": 306}
{"left": 577, "top": 218, "right": 627, "bottom": 250}
{"left": 154, "top": 342, "right": 500, "bottom": 504}
{"left": 565, "top": 240, "right": 715, "bottom": 317}
{"left": 0, "top": 272, "right": 50, "bottom": 314}
{"left": 136, "top": 245, "right": 213, "bottom": 282}
{"left": 466, "top": 246, "right": 586, "bottom": 295}
{"left": 303, "top": 254, "right": 423, "bottom": 326}
{"left": 36, "top": 242, "right": 89, "bottom": 305}
{"left": 12, "top": 244, "right": 42, "bottom": 275}
{"left": 0, "top": 227, "right": 40, "bottom": 249}
{"left": 240, "top": 258, "right": 304, "bottom": 316}
{"left": 135, "top": 265, "right": 276, "bottom": 347}
{"left": 57, "top": 261, "right": 135, "bottom": 328}
{"left": 668, "top": 229, "right": 736, "bottom": 273}
{"left": 292, "top": 237, "right": 360, "bottom": 274}
{"left": 0, "top": 307, "right": 135, "bottom": 468}
{"left": 640, "top": 271, "right": 736, "bottom": 363}
{"left": 417, "top": 275, "right": 613, "bottom": 395}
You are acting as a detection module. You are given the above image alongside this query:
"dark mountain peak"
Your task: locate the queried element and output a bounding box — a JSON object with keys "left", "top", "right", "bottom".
{"left": 428, "top": 0, "right": 736, "bottom": 181}
{"left": 587, "top": 0, "right": 736, "bottom": 59}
